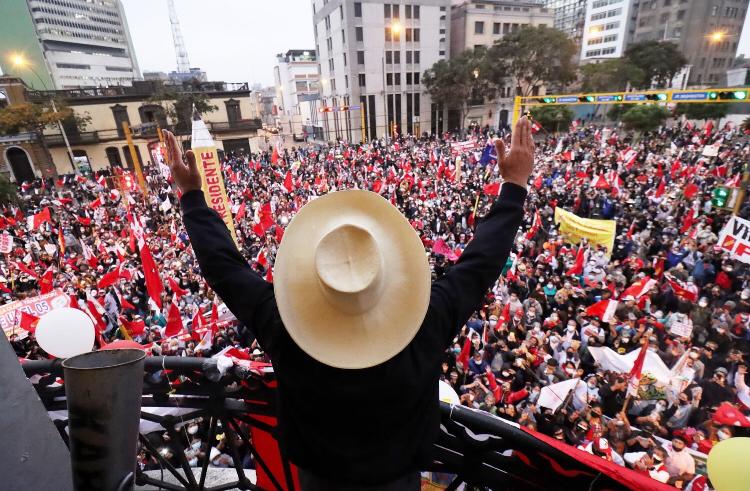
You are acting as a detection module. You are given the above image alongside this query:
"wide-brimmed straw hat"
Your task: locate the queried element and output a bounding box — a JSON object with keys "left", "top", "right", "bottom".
{"left": 273, "top": 190, "right": 431, "bottom": 369}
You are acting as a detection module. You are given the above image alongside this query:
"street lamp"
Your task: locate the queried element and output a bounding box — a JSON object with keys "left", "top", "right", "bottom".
{"left": 10, "top": 53, "right": 76, "bottom": 171}
{"left": 709, "top": 31, "right": 726, "bottom": 43}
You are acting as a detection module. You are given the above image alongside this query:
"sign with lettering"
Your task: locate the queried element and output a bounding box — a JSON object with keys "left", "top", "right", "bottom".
{"left": 0, "top": 234, "right": 12, "bottom": 254}
{"left": 718, "top": 216, "right": 750, "bottom": 264}
{"left": 192, "top": 119, "right": 238, "bottom": 244}
{"left": 672, "top": 92, "right": 708, "bottom": 101}
{"left": 0, "top": 289, "right": 71, "bottom": 340}
{"left": 669, "top": 320, "right": 693, "bottom": 338}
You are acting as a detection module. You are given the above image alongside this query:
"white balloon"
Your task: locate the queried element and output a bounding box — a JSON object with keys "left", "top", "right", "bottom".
{"left": 439, "top": 380, "right": 460, "bottom": 405}
{"left": 35, "top": 307, "right": 95, "bottom": 359}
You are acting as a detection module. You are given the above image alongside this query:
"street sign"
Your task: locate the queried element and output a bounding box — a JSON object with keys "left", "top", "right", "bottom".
{"left": 596, "top": 95, "right": 622, "bottom": 102}
{"left": 557, "top": 96, "right": 579, "bottom": 103}
{"left": 672, "top": 92, "right": 708, "bottom": 101}
{"left": 624, "top": 94, "right": 647, "bottom": 102}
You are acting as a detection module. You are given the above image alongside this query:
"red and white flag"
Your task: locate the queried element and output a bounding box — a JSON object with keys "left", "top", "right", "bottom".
{"left": 566, "top": 245, "right": 586, "bottom": 276}
{"left": 590, "top": 174, "right": 609, "bottom": 189}
{"left": 164, "top": 298, "right": 184, "bottom": 337}
{"left": 585, "top": 299, "right": 618, "bottom": 323}
{"left": 621, "top": 277, "right": 658, "bottom": 299}
{"left": 530, "top": 120, "right": 543, "bottom": 134}
{"left": 666, "top": 274, "right": 699, "bottom": 302}
{"left": 627, "top": 342, "right": 648, "bottom": 397}
{"left": 525, "top": 210, "right": 542, "bottom": 241}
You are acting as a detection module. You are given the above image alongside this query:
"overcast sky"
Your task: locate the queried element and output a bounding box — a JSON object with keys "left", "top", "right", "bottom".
{"left": 121, "top": 0, "right": 750, "bottom": 87}
{"left": 120, "top": 0, "right": 315, "bottom": 87}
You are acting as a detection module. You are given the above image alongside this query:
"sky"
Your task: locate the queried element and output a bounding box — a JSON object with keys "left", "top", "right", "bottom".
{"left": 120, "top": 0, "right": 315, "bottom": 87}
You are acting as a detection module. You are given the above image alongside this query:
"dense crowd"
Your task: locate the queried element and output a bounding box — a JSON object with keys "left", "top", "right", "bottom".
{"left": 3, "top": 120, "right": 750, "bottom": 486}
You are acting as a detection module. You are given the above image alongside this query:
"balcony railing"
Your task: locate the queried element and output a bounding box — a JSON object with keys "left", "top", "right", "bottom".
{"left": 43, "top": 131, "right": 100, "bottom": 146}
{"left": 209, "top": 119, "right": 262, "bottom": 132}
{"left": 22, "top": 357, "right": 658, "bottom": 491}
{"left": 27, "top": 81, "right": 251, "bottom": 103}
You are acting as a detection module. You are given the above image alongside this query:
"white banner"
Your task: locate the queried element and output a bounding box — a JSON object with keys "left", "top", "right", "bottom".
{"left": 717, "top": 216, "right": 750, "bottom": 264}
{"left": 0, "top": 234, "right": 12, "bottom": 254}
{"left": 538, "top": 378, "right": 580, "bottom": 412}
{"left": 669, "top": 320, "right": 693, "bottom": 338}
{"left": 587, "top": 346, "right": 672, "bottom": 385}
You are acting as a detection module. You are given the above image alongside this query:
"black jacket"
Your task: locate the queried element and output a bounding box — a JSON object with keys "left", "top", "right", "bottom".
{"left": 180, "top": 183, "right": 526, "bottom": 485}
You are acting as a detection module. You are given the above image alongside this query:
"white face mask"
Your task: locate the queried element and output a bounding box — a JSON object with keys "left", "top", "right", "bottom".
{"left": 588, "top": 382, "right": 597, "bottom": 389}
{"left": 489, "top": 320, "right": 498, "bottom": 328}
{"left": 188, "top": 425, "right": 198, "bottom": 435}
{"left": 718, "top": 430, "right": 730, "bottom": 441}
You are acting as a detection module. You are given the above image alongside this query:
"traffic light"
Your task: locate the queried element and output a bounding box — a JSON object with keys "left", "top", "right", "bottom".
{"left": 709, "top": 92, "right": 718, "bottom": 100}
{"left": 645, "top": 93, "right": 668, "bottom": 101}
{"left": 320, "top": 106, "right": 332, "bottom": 113}
{"left": 717, "top": 91, "right": 748, "bottom": 100}
{"left": 340, "top": 105, "right": 349, "bottom": 111}
{"left": 579, "top": 95, "right": 595, "bottom": 103}
{"left": 712, "top": 187, "right": 730, "bottom": 208}
{"left": 533, "top": 97, "right": 557, "bottom": 104}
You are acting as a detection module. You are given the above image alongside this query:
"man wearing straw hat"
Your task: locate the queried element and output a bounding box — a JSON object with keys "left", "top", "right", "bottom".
{"left": 163, "top": 117, "right": 534, "bottom": 490}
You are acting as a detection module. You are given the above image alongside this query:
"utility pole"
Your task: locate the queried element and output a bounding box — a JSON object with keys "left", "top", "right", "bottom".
{"left": 122, "top": 122, "right": 149, "bottom": 197}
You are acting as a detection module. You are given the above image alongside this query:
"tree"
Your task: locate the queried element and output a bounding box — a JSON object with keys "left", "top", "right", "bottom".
{"left": 0, "top": 174, "right": 18, "bottom": 204}
{"left": 580, "top": 59, "right": 645, "bottom": 92}
{"left": 530, "top": 105, "right": 574, "bottom": 133}
{"left": 0, "top": 100, "right": 89, "bottom": 136}
{"left": 607, "top": 104, "right": 629, "bottom": 121}
{"left": 149, "top": 83, "right": 218, "bottom": 131}
{"left": 624, "top": 41, "right": 687, "bottom": 89}
{"left": 487, "top": 25, "right": 578, "bottom": 96}
{"left": 674, "top": 103, "right": 729, "bottom": 121}
{"left": 621, "top": 105, "right": 670, "bottom": 132}
{"left": 423, "top": 48, "right": 495, "bottom": 130}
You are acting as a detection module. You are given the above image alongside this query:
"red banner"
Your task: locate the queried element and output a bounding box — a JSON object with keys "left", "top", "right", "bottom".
{"left": 1, "top": 289, "right": 71, "bottom": 340}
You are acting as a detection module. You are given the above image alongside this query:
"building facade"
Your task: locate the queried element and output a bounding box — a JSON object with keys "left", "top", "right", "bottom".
{"left": 631, "top": 0, "right": 749, "bottom": 86}
{"left": 312, "top": 0, "right": 452, "bottom": 141}
{"left": 0, "top": 0, "right": 140, "bottom": 90}
{"left": 580, "top": 0, "right": 637, "bottom": 63}
{"left": 0, "top": 77, "right": 262, "bottom": 181}
{"left": 544, "top": 0, "right": 587, "bottom": 46}
{"left": 273, "top": 50, "right": 325, "bottom": 141}
{"left": 450, "top": 0, "right": 554, "bottom": 128}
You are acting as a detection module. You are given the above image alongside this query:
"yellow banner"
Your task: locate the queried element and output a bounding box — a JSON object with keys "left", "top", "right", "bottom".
{"left": 194, "top": 146, "right": 238, "bottom": 243}
{"left": 554, "top": 208, "right": 616, "bottom": 253}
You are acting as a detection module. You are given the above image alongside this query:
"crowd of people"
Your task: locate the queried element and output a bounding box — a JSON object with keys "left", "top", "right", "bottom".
{"left": 3, "top": 118, "right": 750, "bottom": 487}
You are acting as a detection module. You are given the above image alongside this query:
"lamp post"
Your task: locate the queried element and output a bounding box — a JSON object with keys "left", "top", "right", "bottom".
{"left": 11, "top": 54, "right": 76, "bottom": 171}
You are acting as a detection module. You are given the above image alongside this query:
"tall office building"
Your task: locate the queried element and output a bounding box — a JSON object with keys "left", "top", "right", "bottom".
{"left": 579, "top": 0, "right": 638, "bottom": 63}
{"left": 273, "top": 49, "right": 324, "bottom": 140}
{"left": 312, "top": 0, "right": 452, "bottom": 141}
{"left": 544, "top": 0, "right": 587, "bottom": 45}
{"left": 0, "top": 0, "right": 140, "bottom": 89}
{"left": 631, "top": 0, "right": 749, "bottom": 86}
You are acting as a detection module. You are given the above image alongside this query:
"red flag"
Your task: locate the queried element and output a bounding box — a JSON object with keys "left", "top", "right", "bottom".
{"left": 433, "top": 239, "right": 459, "bottom": 261}
{"left": 654, "top": 178, "right": 666, "bottom": 198}
{"left": 81, "top": 242, "right": 98, "bottom": 268}
{"left": 265, "top": 267, "right": 274, "bottom": 283}
{"left": 86, "top": 298, "right": 107, "bottom": 332}
{"left": 457, "top": 334, "right": 472, "bottom": 370}
{"left": 713, "top": 402, "right": 750, "bottom": 427}
{"left": 32, "top": 207, "right": 51, "bottom": 229}
{"left": 167, "top": 276, "right": 189, "bottom": 298}
{"left": 235, "top": 202, "right": 247, "bottom": 222}
{"left": 164, "top": 299, "right": 183, "bottom": 337}
{"left": 653, "top": 258, "right": 665, "bottom": 279}
{"left": 585, "top": 299, "right": 618, "bottom": 322}
{"left": 282, "top": 171, "right": 294, "bottom": 193}
{"left": 192, "top": 310, "right": 204, "bottom": 330}
{"left": 19, "top": 311, "right": 40, "bottom": 333}
{"left": 271, "top": 145, "right": 279, "bottom": 165}
{"left": 119, "top": 295, "right": 136, "bottom": 311}
{"left": 683, "top": 182, "right": 699, "bottom": 199}
{"left": 625, "top": 223, "right": 636, "bottom": 240}
{"left": 255, "top": 248, "right": 268, "bottom": 267}
{"left": 627, "top": 342, "right": 648, "bottom": 396}
{"left": 525, "top": 211, "right": 541, "bottom": 241}
{"left": 666, "top": 276, "right": 699, "bottom": 302}
{"left": 13, "top": 261, "right": 39, "bottom": 279}
{"left": 120, "top": 316, "right": 145, "bottom": 337}
{"left": 140, "top": 242, "right": 163, "bottom": 308}
{"left": 210, "top": 302, "right": 219, "bottom": 327}
{"left": 38, "top": 267, "right": 54, "bottom": 294}
{"left": 372, "top": 179, "right": 385, "bottom": 194}
{"left": 483, "top": 182, "right": 501, "bottom": 196}
{"left": 566, "top": 245, "right": 586, "bottom": 276}
{"left": 485, "top": 367, "right": 501, "bottom": 400}
{"left": 533, "top": 174, "right": 543, "bottom": 190}
{"left": 590, "top": 174, "right": 609, "bottom": 189}
{"left": 530, "top": 120, "right": 542, "bottom": 134}
{"left": 90, "top": 196, "right": 103, "bottom": 209}
{"left": 703, "top": 120, "right": 714, "bottom": 136}
{"left": 622, "top": 277, "right": 657, "bottom": 299}
{"left": 97, "top": 268, "right": 121, "bottom": 289}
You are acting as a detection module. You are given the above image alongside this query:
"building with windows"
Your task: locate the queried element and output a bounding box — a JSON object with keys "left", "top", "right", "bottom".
{"left": 312, "top": 0, "right": 452, "bottom": 141}
{"left": 0, "top": 76, "right": 263, "bottom": 181}
{"left": 450, "top": 0, "right": 553, "bottom": 128}
{"left": 580, "top": 0, "right": 637, "bottom": 63}
{"left": 0, "top": 0, "right": 140, "bottom": 89}
{"left": 631, "top": 0, "right": 749, "bottom": 86}
{"left": 273, "top": 50, "right": 324, "bottom": 141}
{"left": 544, "top": 0, "right": 587, "bottom": 45}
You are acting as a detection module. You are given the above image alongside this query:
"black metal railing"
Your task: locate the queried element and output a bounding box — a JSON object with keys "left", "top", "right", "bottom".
{"left": 209, "top": 120, "right": 263, "bottom": 132}
{"left": 22, "top": 357, "right": 651, "bottom": 491}
{"left": 43, "top": 131, "right": 100, "bottom": 146}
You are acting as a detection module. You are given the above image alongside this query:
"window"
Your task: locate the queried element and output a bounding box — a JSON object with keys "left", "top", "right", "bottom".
{"left": 354, "top": 2, "right": 362, "bottom": 17}
{"left": 673, "top": 27, "right": 682, "bottom": 38}
{"left": 393, "top": 5, "right": 399, "bottom": 18}
{"left": 474, "top": 21, "right": 484, "bottom": 34}
{"left": 414, "top": 51, "right": 420, "bottom": 63}
{"left": 357, "top": 50, "right": 365, "bottom": 64}
{"left": 660, "top": 13, "right": 669, "bottom": 23}
{"left": 394, "top": 73, "right": 401, "bottom": 85}
{"left": 339, "top": 5, "right": 343, "bottom": 19}
{"left": 406, "top": 50, "right": 412, "bottom": 63}
{"left": 329, "top": 58, "right": 334, "bottom": 71}
{"left": 439, "top": 50, "right": 445, "bottom": 56}
{"left": 711, "top": 5, "right": 718, "bottom": 16}
{"left": 331, "top": 79, "right": 336, "bottom": 91}
{"left": 511, "top": 23, "right": 519, "bottom": 32}
{"left": 664, "top": 0, "right": 671, "bottom": 5}
{"left": 405, "top": 5, "right": 411, "bottom": 18}
{"left": 356, "top": 27, "right": 363, "bottom": 42}
{"left": 414, "top": 6, "right": 419, "bottom": 18}
{"left": 406, "top": 28, "right": 412, "bottom": 41}
{"left": 406, "top": 73, "right": 412, "bottom": 84}
{"left": 358, "top": 73, "right": 366, "bottom": 86}
{"left": 345, "top": 75, "right": 348, "bottom": 88}
{"left": 503, "top": 23, "right": 510, "bottom": 34}
{"left": 586, "top": 49, "right": 602, "bottom": 57}
{"left": 384, "top": 3, "right": 391, "bottom": 17}
{"left": 386, "top": 51, "right": 393, "bottom": 64}
{"left": 603, "top": 34, "right": 617, "bottom": 43}
{"left": 385, "top": 27, "right": 392, "bottom": 41}
{"left": 386, "top": 73, "right": 393, "bottom": 85}
{"left": 601, "top": 47, "right": 616, "bottom": 55}
{"left": 414, "top": 28, "right": 420, "bottom": 41}
{"left": 493, "top": 22, "right": 501, "bottom": 34}
{"left": 414, "top": 72, "right": 420, "bottom": 84}
{"left": 343, "top": 52, "right": 347, "bottom": 66}
{"left": 394, "top": 51, "right": 400, "bottom": 63}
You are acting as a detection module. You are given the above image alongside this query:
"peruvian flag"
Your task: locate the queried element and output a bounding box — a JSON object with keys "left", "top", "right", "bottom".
{"left": 566, "top": 245, "right": 586, "bottom": 276}
{"left": 608, "top": 172, "right": 624, "bottom": 195}
{"left": 90, "top": 196, "right": 103, "bottom": 209}
{"left": 140, "top": 242, "right": 163, "bottom": 308}
{"left": 619, "top": 148, "right": 638, "bottom": 169}
{"left": 627, "top": 341, "right": 648, "bottom": 397}
{"left": 195, "top": 329, "right": 213, "bottom": 351}
{"left": 235, "top": 202, "right": 247, "bottom": 222}
{"left": 590, "top": 174, "right": 609, "bottom": 189}
{"left": 265, "top": 267, "right": 273, "bottom": 283}
{"left": 164, "top": 298, "right": 184, "bottom": 337}
{"left": 31, "top": 207, "right": 52, "bottom": 229}
{"left": 456, "top": 330, "right": 476, "bottom": 369}
{"left": 97, "top": 267, "right": 121, "bottom": 289}
{"left": 19, "top": 311, "right": 40, "bottom": 333}
{"left": 96, "top": 175, "right": 107, "bottom": 188}
{"left": 525, "top": 210, "right": 542, "bottom": 241}
{"left": 704, "top": 120, "right": 714, "bottom": 136}
{"left": 38, "top": 266, "right": 54, "bottom": 294}
{"left": 653, "top": 258, "right": 665, "bottom": 278}
{"left": 533, "top": 174, "right": 544, "bottom": 190}
{"left": 282, "top": 171, "right": 294, "bottom": 193}
{"left": 81, "top": 241, "right": 98, "bottom": 268}
{"left": 255, "top": 247, "right": 268, "bottom": 268}
{"left": 372, "top": 179, "right": 385, "bottom": 194}
{"left": 726, "top": 174, "right": 741, "bottom": 188}
{"left": 86, "top": 294, "right": 108, "bottom": 332}
{"left": 625, "top": 222, "right": 636, "bottom": 240}
{"left": 120, "top": 316, "right": 146, "bottom": 337}
{"left": 622, "top": 276, "right": 658, "bottom": 298}
{"left": 585, "top": 299, "right": 618, "bottom": 323}
{"left": 167, "top": 276, "right": 189, "bottom": 298}
{"left": 531, "top": 120, "right": 543, "bottom": 134}
{"left": 654, "top": 178, "right": 666, "bottom": 198}
{"left": 191, "top": 310, "right": 204, "bottom": 330}
{"left": 666, "top": 274, "right": 699, "bottom": 302}
{"left": 483, "top": 182, "right": 501, "bottom": 196}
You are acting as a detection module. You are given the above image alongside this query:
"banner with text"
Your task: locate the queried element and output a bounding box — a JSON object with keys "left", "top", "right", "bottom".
{"left": 718, "top": 216, "right": 750, "bottom": 264}
{"left": 554, "top": 208, "right": 616, "bottom": 253}
{"left": 1, "top": 289, "right": 71, "bottom": 340}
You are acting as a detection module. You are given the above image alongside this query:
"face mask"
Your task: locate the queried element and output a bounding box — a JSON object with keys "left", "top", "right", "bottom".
{"left": 566, "top": 367, "right": 575, "bottom": 375}
{"left": 616, "top": 420, "right": 625, "bottom": 427}
{"left": 718, "top": 430, "right": 730, "bottom": 441}
{"left": 657, "top": 402, "right": 667, "bottom": 410}
{"left": 653, "top": 454, "right": 663, "bottom": 462}
{"left": 489, "top": 320, "right": 497, "bottom": 328}
{"left": 188, "top": 425, "right": 198, "bottom": 435}
{"left": 588, "top": 382, "right": 597, "bottom": 389}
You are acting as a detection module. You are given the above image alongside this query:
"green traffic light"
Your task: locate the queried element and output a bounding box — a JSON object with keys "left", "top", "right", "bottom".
{"left": 543, "top": 97, "right": 556, "bottom": 103}
{"left": 709, "top": 92, "right": 718, "bottom": 100}
{"left": 615, "top": 95, "right": 623, "bottom": 101}
{"left": 656, "top": 93, "right": 668, "bottom": 101}
{"left": 586, "top": 96, "right": 595, "bottom": 102}
{"left": 733, "top": 91, "right": 748, "bottom": 100}
{"left": 712, "top": 187, "right": 729, "bottom": 207}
